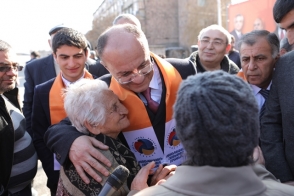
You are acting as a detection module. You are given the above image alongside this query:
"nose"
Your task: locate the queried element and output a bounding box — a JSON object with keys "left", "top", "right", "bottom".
{"left": 119, "top": 103, "right": 128, "bottom": 115}
{"left": 6, "top": 67, "right": 18, "bottom": 76}
{"left": 286, "top": 31, "right": 294, "bottom": 45}
{"left": 248, "top": 59, "right": 256, "bottom": 70}
{"left": 206, "top": 41, "right": 214, "bottom": 49}
{"left": 131, "top": 74, "right": 145, "bottom": 84}
{"left": 68, "top": 58, "right": 75, "bottom": 67}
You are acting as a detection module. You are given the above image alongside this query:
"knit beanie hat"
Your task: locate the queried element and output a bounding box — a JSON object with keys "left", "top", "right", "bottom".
{"left": 174, "top": 70, "right": 259, "bottom": 167}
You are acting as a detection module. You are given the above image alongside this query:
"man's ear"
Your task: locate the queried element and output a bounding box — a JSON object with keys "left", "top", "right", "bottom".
{"left": 48, "top": 39, "right": 52, "bottom": 48}
{"left": 85, "top": 49, "right": 89, "bottom": 57}
{"left": 273, "top": 54, "right": 280, "bottom": 68}
{"left": 100, "top": 60, "right": 109, "bottom": 70}
{"left": 53, "top": 53, "right": 57, "bottom": 60}
{"left": 225, "top": 44, "right": 231, "bottom": 53}
{"left": 84, "top": 121, "right": 91, "bottom": 130}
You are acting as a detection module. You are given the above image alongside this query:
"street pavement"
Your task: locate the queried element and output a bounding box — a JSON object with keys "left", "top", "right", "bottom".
{"left": 18, "top": 64, "right": 51, "bottom": 196}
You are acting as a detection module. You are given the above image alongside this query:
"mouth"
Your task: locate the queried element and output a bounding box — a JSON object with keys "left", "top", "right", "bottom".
{"left": 67, "top": 67, "right": 80, "bottom": 72}
{"left": 120, "top": 114, "right": 127, "bottom": 121}
{"left": 3, "top": 78, "right": 16, "bottom": 82}
{"left": 204, "top": 52, "right": 215, "bottom": 55}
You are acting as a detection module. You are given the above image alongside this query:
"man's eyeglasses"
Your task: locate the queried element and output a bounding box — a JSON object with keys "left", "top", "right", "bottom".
{"left": 0, "top": 63, "right": 23, "bottom": 72}
{"left": 115, "top": 58, "right": 154, "bottom": 84}
{"left": 200, "top": 39, "right": 226, "bottom": 47}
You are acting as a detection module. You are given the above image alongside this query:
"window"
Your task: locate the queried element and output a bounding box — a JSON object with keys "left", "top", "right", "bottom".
{"left": 198, "top": 0, "right": 206, "bottom": 7}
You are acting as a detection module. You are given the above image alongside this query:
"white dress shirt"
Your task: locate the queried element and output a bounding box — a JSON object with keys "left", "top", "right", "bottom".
{"left": 61, "top": 71, "right": 85, "bottom": 88}
{"left": 138, "top": 63, "right": 162, "bottom": 105}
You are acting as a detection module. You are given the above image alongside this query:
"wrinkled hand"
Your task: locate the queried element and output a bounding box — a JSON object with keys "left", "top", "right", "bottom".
{"left": 131, "top": 161, "right": 155, "bottom": 191}
{"left": 150, "top": 164, "right": 177, "bottom": 186}
{"left": 253, "top": 146, "right": 265, "bottom": 165}
{"left": 69, "top": 135, "right": 111, "bottom": 184}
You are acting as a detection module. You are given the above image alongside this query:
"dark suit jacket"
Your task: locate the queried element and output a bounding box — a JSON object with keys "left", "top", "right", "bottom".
{"left": 87, "top": 60, "right": 109, "bottom": 77}
{"left": 31, "top": 78, "right": 59, "bottom": 192}
{"left": 261, "top": 51, "right": 294, "bottom": 182}
{"left": 230, "top": 30, "right": 243, "bottom": 50}
{"left": 23, "top": 55, "right": 56, "bottom": 137}
{"left": 44, "top": 57, "right": 196, "bottom": 166}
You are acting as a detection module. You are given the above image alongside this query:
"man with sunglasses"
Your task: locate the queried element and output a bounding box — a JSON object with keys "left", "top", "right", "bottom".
{"left": 45, "top": 24, "right": 196, "bottom": 185}
{"left": 0, "top": 40, "right": 37, "bottom": 195}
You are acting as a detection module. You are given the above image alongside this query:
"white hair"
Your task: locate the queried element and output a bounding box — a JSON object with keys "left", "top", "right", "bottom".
{"left": 198, "top": 24, "right": 232, "bottom": 45}
{"left": 63, "top": 79, "right": 108, "bottom": 134}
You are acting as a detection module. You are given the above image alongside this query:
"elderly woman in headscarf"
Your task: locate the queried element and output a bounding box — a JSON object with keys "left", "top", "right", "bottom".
{"left": 56, "top": 79, "right": 140, "bottom": 196}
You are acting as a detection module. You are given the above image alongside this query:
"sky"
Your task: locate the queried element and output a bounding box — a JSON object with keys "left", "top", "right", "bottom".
{"left": 0, "top": 0, "right": 102, "bottom": 53}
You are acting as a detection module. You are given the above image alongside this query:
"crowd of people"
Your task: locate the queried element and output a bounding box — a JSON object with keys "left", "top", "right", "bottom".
{"left": 1, "top": 0, "right": 294, "bottom": 195}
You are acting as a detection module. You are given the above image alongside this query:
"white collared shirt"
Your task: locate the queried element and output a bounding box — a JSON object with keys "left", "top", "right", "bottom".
{"left": 250, "top": 82, "right": 271, "bottom": 110}
{"left": 61, "top": 71, "right": 85, "bottom": 88}
{"left": 139, "top": 63, "right": 162, "bottom": 105}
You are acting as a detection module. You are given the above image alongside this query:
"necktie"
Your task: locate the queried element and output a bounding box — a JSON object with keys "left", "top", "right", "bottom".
{"left": 259, "top": 89, "right": 269, "bottom": 120}
{"left": 142, "top": 87, "right": 159, "bottom": 113}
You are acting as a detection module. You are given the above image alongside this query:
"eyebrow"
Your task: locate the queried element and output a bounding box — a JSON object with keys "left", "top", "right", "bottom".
{"left": 201, "top": 36, "right": 224, "bottom": 41}
{"left": 116, "top": 59, "right": 148, "bottom": 76}
{"left": 241, "top": 54, "right": 266, "bottom": 59}
{"left": 282, "top": 21, "right": 294, "bottom": 30}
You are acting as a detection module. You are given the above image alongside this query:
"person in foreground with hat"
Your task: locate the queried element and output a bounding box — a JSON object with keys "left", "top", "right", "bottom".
{"left": 128, "top": 71, "right": 294, "bottom": 195}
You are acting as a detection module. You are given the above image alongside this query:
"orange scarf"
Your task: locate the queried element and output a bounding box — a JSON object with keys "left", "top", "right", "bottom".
{"left": 237, "top": 68, "right": 247, "bottom": 81}
{"left": 49, "top": 70, "right": 93, "bottom": 125}
{"left": 109, "top": 52, "right": 182, "bottom": 132}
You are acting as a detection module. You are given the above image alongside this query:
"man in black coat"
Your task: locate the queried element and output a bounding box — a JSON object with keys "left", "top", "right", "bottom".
{"left": 261, "top": 0, "right": 294, "bottom": 185}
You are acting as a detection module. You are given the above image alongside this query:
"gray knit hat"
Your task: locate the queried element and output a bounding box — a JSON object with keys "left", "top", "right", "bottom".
{"left": 174, "top": 70, "right": 259, "bottom": 167}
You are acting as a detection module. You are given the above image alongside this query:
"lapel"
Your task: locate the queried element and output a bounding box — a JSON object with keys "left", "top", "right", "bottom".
{"left": 42, "top": 54, "right": 56, "bottom": 80}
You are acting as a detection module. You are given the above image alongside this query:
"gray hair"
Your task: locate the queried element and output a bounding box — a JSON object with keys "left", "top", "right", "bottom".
{"left": 113, "top": 14, "right": 141, "bottom": 29}
{"left": 0, "top": 40, "right": 12, "bottom": 52}
{"left": 96, "top": 24, "right": 148, "bottom": 58}
{"left": 63, "top": 79, "right": 109, "bottom": 134}
{"left": 238, "top": 30, "right": 280, "bottom": 58}
{"left": 198, "top": 24, "right": 231, "bottom": 44}
{"left": 174, "top": 70, "right": 259, "bottom": 167}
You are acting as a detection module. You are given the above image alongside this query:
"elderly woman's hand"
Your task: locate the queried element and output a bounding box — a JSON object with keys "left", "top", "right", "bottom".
{"left": 150, "top": 164, "right": 177, "bottom": 186}
{"left": 69, "top": 135, "right": 111, "bottom": 184}
{"left": 130, "top": 161, "right": 156, "bottom": 191}
{"left": 253, "top": 146, "right": 265, "bottom": 165}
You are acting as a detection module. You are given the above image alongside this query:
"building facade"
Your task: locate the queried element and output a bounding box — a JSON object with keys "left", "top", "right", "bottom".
{"left": 86, "top": 0, "right": 231, "bottom": 58}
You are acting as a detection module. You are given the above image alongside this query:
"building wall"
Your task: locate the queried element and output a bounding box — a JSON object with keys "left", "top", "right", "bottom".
{"left": 178, "top": 0, "right": 231, "bottom": 55}
{"left": 87, "top": 0, "right": 232, "bottom": 58}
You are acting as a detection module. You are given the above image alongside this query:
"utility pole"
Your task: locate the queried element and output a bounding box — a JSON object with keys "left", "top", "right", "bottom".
{"left": 217, "top": 0, "right": 222, "bottom": 26}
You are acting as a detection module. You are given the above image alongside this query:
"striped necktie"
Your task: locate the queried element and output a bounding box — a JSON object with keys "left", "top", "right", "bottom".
{"left": 259, "top": 89, "right": 269, "bottom": 120}
{"left": 142, "top": 87, "right": 159, "bottom": 113}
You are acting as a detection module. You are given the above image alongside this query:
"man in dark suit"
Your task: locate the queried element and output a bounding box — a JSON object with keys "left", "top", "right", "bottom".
{"left": 230, "top": 14, "right": 244, "bottom": 50}
{"left": 23, "top": 24, "right": 66, "bottom": 137}
{"left": 31, "top": 28, "right": 96, "bottom": 195}
{"left": 44, "top": 24, "right": 196, "bottom": 185}
{"left": 238, "top": 30, "right": 279, "bottom": 113}
{"left": 261, "top": 0, "right": 294, "bottom": 185}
